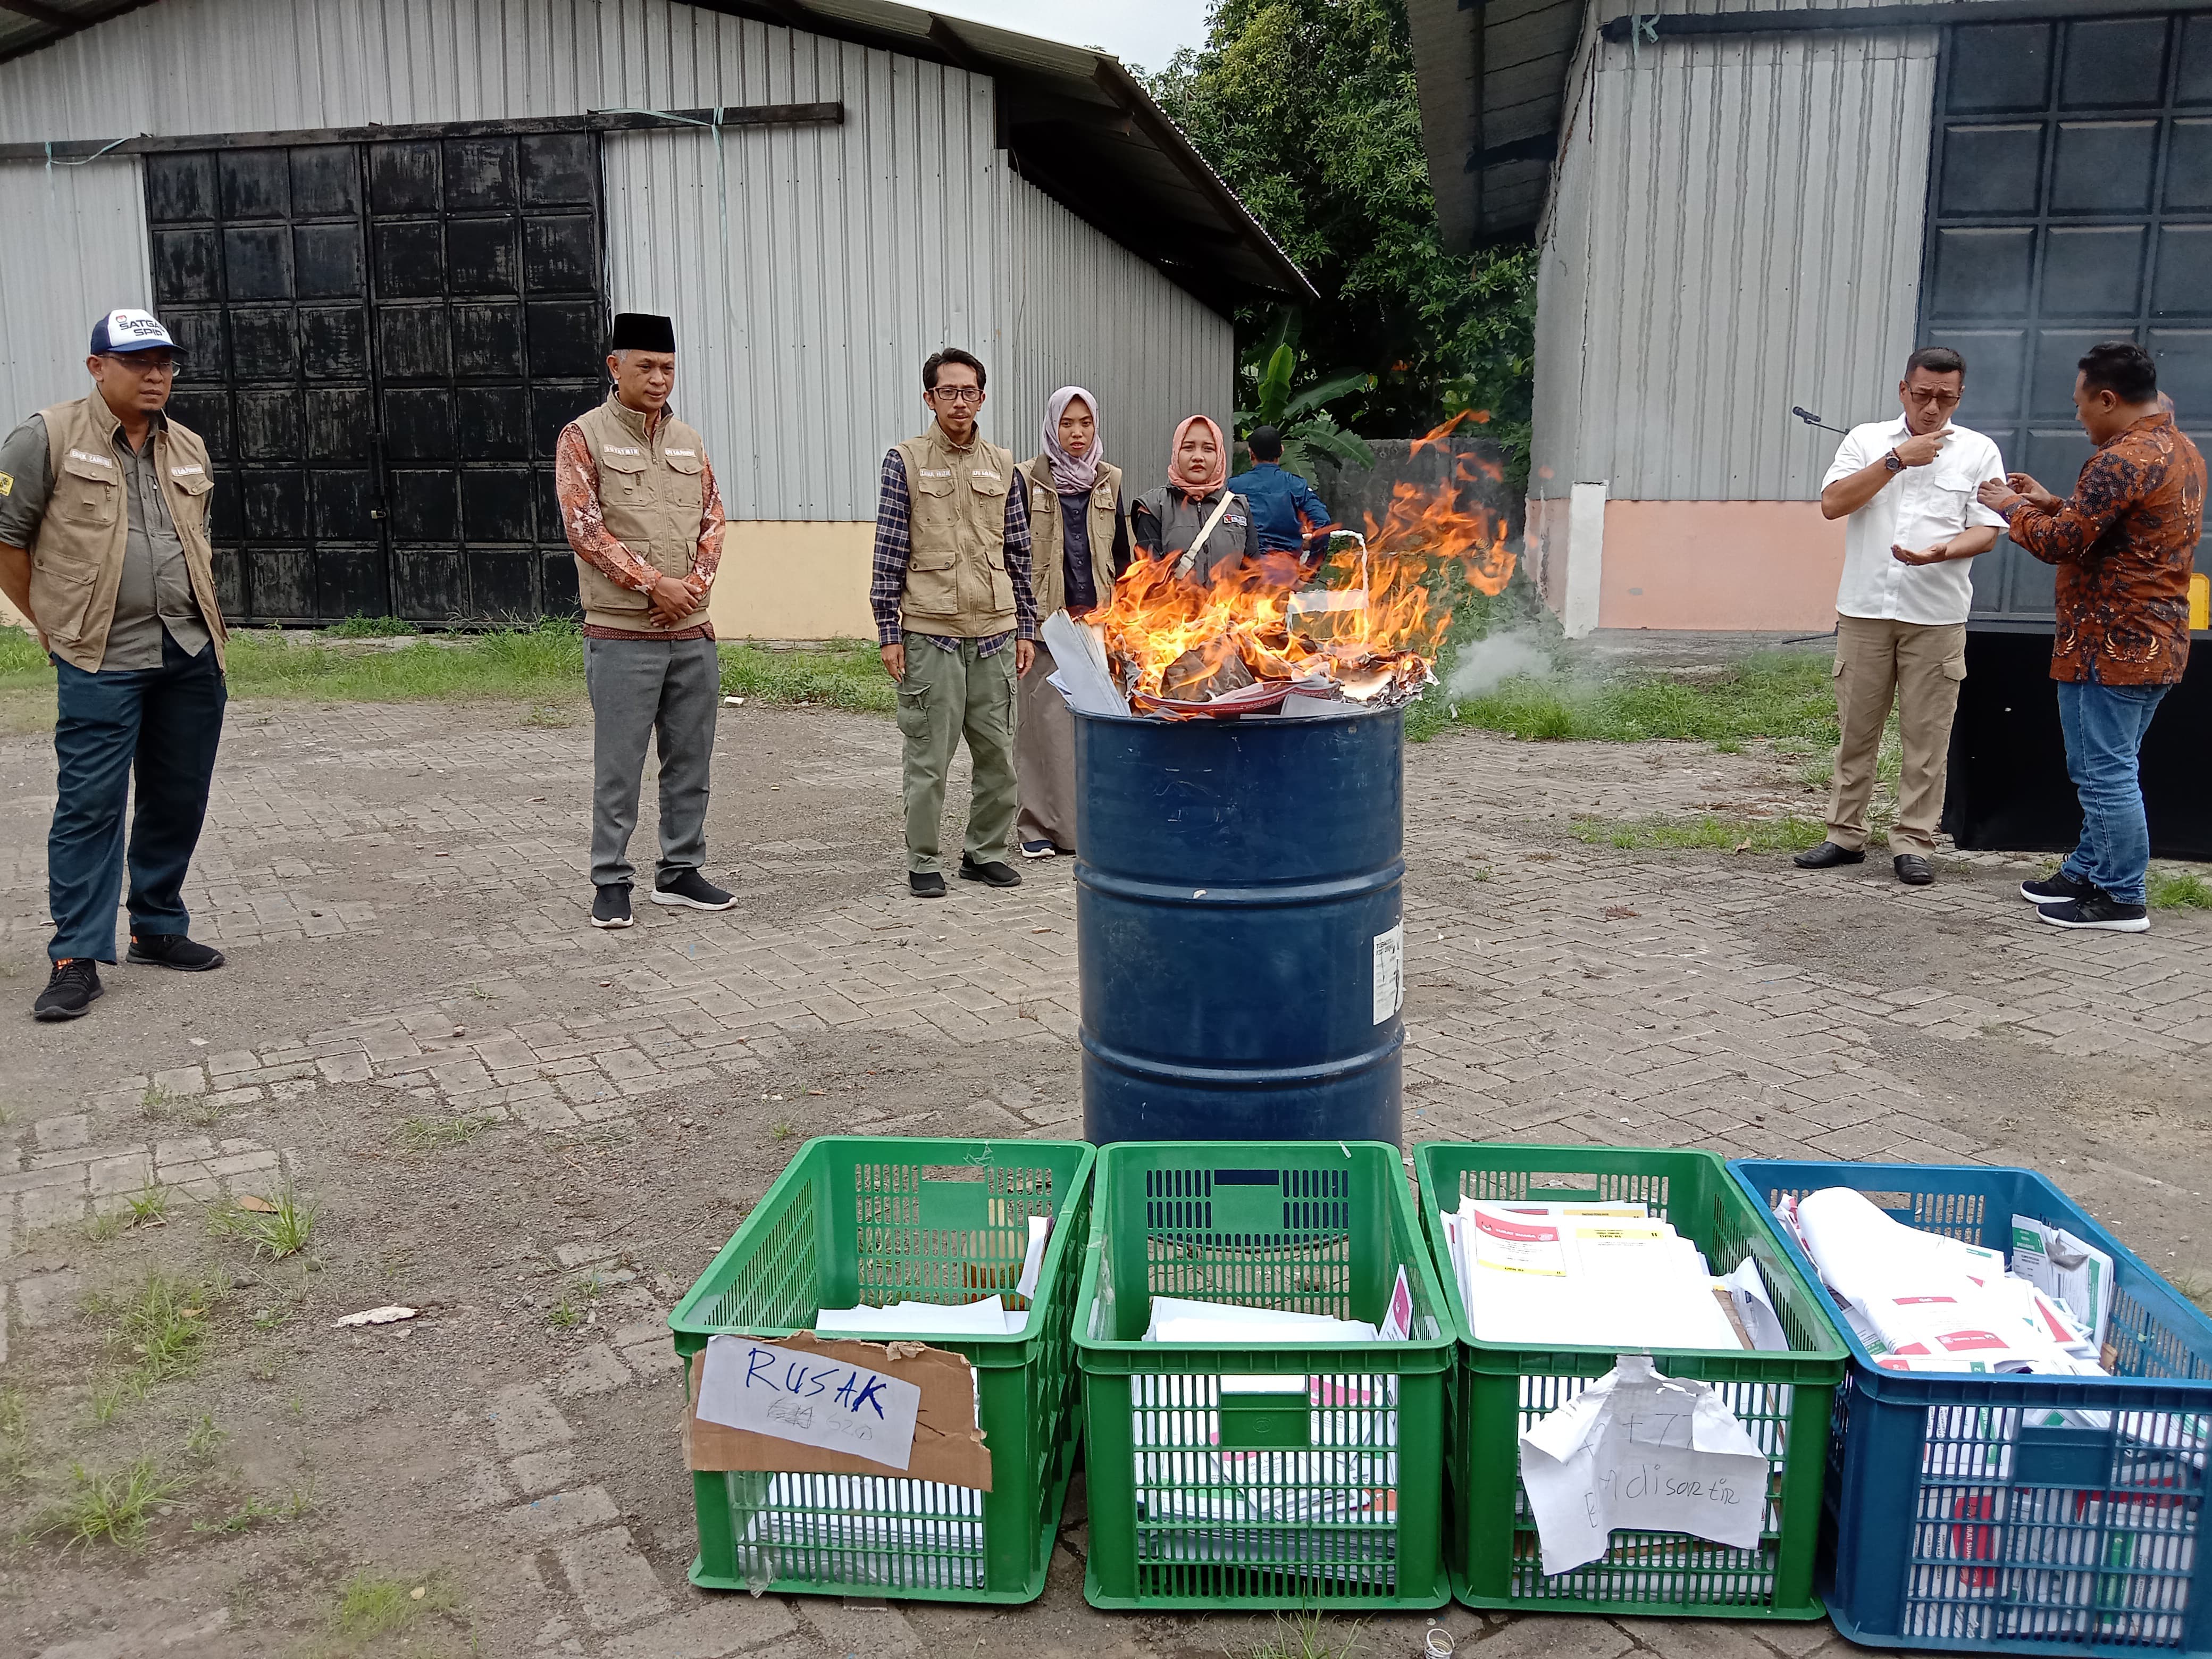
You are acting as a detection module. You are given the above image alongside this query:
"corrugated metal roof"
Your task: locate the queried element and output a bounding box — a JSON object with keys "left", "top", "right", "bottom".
{"left": 1408, "top": 0, "right": 1585, "bottom": 250}
{"left": 0, "top": 0, "right": 1313, "bottom": 305}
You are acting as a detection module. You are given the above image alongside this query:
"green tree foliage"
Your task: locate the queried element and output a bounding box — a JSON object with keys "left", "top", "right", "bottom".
{"left": 1234, "top": 312, "right": 1376, "bottom": 483}
{"left": 1147, "top": 0, "right": 1537, "bottom": 452}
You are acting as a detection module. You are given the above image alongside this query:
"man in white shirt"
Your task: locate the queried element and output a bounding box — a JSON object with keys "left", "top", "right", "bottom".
{"left": 1794, "top": 347, "right": 2007, "bottom": 885}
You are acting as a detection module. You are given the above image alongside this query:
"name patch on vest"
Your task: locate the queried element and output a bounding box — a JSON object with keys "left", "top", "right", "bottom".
{"left": 65, "top": 448, "right": 114, "bottom": 469}
{"left": 605, "top": 446, "right": 642, "bottom": 456}
{"left": 169, "top": 464, "right": 205, "bottom": 477}
{"left": 665, "top": 448, "right": 697, "bottom": 457}
{"left": 918, "top": 468, "right": 953, "bottom": 479}
{"left": 972, "top": 470, "right": 1001, "bottom": 482}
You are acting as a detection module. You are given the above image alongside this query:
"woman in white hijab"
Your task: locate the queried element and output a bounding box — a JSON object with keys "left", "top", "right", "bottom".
{"left": 1015, "top": 387, "right": 1129, "bottom": 858}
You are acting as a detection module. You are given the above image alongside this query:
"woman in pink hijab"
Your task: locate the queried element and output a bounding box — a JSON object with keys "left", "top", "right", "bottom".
{"left": 1014, "top": 387, "right": 1129, "bottom": 858}
{"left": 1130, "top": 414, "right": 1259, "bottom": 583}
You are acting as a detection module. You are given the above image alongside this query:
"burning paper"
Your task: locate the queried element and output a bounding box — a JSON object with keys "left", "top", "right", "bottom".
{"left": 1089, "top": 417, "right": 1516, "bottom": 717}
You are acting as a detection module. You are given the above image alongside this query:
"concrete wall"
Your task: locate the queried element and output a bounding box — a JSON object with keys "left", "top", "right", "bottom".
{"left": 0, "top": 0, "right": 1233, "bottom": 639}
{"left": 1527, "top": 1, "right": 1938, "bottom": 631}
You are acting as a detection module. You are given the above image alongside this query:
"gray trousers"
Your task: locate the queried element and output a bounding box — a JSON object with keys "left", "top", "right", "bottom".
{"left": 1015, "top": 640, "right": 1076, "bottom": 850}
{"left": 583, "top": 636, "right": 719, "bottom": 889}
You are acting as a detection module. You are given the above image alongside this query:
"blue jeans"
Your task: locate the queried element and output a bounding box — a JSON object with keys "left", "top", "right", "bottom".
{"left": 48, "top": 632, "right": 227, "bottom": 962}
{"left": 2055, "top": 679, "right": 2170, "bottom": 907}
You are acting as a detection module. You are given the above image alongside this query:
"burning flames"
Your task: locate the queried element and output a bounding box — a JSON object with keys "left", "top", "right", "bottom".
{"left": 1095, "top": 413, "right": 1517, "bottom": 713}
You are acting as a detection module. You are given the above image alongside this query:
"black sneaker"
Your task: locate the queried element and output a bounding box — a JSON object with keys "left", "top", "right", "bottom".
{"left": 909, "top": 871, "right": 947, "bottom": 898}
{"left": 590, "top": 883, "right": 634, "bottom": 929}
{"left": 32, "top": 959, "right": 102, "bottom": 1021}
{"left": 125, "top": 932, "right": 225, "bottom": 971}
{"left": 2021, "top": 869, "right": 2091, "bottom": 904}
{"left": 2037, "top": 886, "right": 2150, "bottom": 933}
{"left": 650, "top": 868, "right": 737, "bottom": 911}
{"left": 1019, "top": 840, "right": 1056, "bottom": 860}
{"left": 959, "top": 855, "right": 1023, "bottom": 889}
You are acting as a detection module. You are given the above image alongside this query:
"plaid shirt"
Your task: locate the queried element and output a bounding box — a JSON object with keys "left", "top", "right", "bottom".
{"left": 868, "top": 446, "right": 1036, "bottom": 653}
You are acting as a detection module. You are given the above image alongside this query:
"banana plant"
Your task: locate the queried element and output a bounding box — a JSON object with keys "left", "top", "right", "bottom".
{"left": 1235, "top": 317, "right": 1376, "bottom": 484}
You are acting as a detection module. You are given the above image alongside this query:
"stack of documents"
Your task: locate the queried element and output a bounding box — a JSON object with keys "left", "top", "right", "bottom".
{"left": 814, "top": 1294, "right": 1028, "bottom": 1338}
{"left": 1129, "top": 1286, "right": 1412, "bottom": 1583}
{"left": 1781, "top": 1188, "right": 2108, "bottom": 1378}
{"left": 1437, "top": 1195, "right": 1782, "bottom": 1352}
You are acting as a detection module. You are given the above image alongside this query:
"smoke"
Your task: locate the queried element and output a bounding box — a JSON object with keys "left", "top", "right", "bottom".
{"left": 1446, "top": 626, "right": 1556, "bottom": 700}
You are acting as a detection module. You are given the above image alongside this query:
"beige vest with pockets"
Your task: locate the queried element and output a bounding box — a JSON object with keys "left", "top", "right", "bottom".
{"left": 573, "top": 396, "right": 711, "bottom": 633}
{"left": 29, "top": 396, "right": 224, "bottom": 674}
{"left": 894, "top": 424, "right": 1017, "bottom": 638}
{"left": 1021, "top": 454, "right": 1122, "bottom": 617}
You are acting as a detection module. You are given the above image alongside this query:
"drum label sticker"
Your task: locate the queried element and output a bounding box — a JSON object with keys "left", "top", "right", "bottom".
{"left": 1372, "top": 923, "right": 1404, "bottom": 1024}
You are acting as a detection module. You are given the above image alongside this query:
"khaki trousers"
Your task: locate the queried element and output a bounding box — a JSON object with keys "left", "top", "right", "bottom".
{"left": 1825, "top": 614, "right": 1967, "bottom": 854}
{"left": 897, "top": 638, "right": 1018, "bottom": 873}
{"left": 1015, "top": 641, "right": 1077, "bottom": 850}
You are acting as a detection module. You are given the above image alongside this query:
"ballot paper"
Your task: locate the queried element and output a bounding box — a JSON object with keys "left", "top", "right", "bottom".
{"left": 1518, "top": 1355, "right": 1773, "bottom": 1575}
{"left": 1041, "top": 610, "right": 1128, "bottom": 716}
{"left": 1449, "top": 1199, "right": 1742, "bottom": 1351}
{"left": 1013, "top": 1213, "right": 1052, "bottom": 1303}
{"left": 2010, "top": 1214, "right": 2114, "bottom": 1351}
{"left": 814, "top": 1295, "right": 1029, "bottom": 1338}
{"left": 1722, "top": 1258, "right": 1791, "bottom": 1352}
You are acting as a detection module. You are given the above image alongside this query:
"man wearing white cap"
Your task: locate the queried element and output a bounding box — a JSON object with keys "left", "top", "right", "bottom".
{"left": 0, "top": 309, "right": 230, "bottom": 1021}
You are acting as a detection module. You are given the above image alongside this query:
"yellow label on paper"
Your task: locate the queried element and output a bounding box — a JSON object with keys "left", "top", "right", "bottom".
{"left": 2191, "top": 572, "right": 2208, "bottom": 632}
{"left": 0, "top": 471, "right": 12, "bottom": 496}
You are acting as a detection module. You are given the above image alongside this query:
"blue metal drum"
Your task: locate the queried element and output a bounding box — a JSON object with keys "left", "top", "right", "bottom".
{"left": 1073, "top": 704, "right": 1404, "bottom": 1145}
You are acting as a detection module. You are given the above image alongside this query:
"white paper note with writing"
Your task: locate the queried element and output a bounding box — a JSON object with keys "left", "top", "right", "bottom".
{"left": 696, "top": 1334, "right": 924, "bottom": 1471}
{"left": 1518, "top": 1354, "right": 1770, "bottom": 1575}
{"left": 1372, "top": 923, "right": 1404, "bottom": 1023}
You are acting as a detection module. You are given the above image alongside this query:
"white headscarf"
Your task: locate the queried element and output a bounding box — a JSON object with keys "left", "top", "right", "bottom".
{"left": 1042, "top": 386, "right": 1103, "bottom": 495}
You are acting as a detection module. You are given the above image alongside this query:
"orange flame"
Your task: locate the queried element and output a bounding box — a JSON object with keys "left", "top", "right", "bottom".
{"left": 1094, "top": 414, "right": 1519, "bottom": 705}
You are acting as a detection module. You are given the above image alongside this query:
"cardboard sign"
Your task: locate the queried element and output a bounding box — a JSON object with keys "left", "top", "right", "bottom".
{"left": 684, "top": 1333, "right": 993, "bottom": 1491}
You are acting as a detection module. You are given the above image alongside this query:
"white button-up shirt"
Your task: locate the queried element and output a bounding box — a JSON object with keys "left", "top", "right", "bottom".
{"left": 1823, "top": 417, "right": 2008, "bottom": 626}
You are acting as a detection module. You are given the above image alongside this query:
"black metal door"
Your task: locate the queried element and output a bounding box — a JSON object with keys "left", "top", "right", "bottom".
{"left": 146, "top": 133, "right": 605, "bottom": 625}
{"left": 1920, "top": 13, "right": 2212, "bottom": 625}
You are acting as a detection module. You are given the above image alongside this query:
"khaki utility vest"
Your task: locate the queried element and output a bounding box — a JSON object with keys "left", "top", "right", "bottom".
{"left": 895, "top": 424, "right": 1017, "bottom": 637}
{"left": 1020, "top": 455, "right": 1122, "bottom": 617}
{"left": 573, "top": 396, "right": 711, "bottom": 632}
{"left": 28, "top": 397, "right": 224, "bottom": 673}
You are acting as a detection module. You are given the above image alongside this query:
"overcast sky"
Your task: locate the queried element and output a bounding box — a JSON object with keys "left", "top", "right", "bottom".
{"left": 929, "top": 0, "right": 1212, "bottom": 72}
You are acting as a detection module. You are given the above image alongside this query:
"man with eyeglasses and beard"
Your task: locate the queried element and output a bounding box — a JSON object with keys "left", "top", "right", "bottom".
{"left": 0, "top": 310, "right": 230, "bottom": 1020}
{"left": 1792, "top": 346, "right": 2009, "bottom": 887}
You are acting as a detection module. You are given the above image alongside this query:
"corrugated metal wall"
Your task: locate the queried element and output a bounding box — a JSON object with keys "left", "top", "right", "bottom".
{"left": 1531, "top": 7, "right": 1938, "bottom": 504}
{"left": 0, "top": 160, "right": 150, "bottom": 426}
{"left": 0, "top": 0, "right": 1232, "bottom": 521}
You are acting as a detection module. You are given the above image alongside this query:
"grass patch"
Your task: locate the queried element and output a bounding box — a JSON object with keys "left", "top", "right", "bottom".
{"left": 2149, "top": 869, "right": 2212, "bottom": 910}
{"left": 88, "top": 1269, "right": 229, "bottom": 1393}
{"left": 125, "top": 1183, "right": 172, "bottom": 1228}
{"left": 0, "top": 1384, "right": 27, "bottom": 1486}
{"left": 322, "top": 613, "right": 417, "bottom": 638}
{"left": 1247, "top": 1611, "right": 1368, "bottom": 1659}
{"left": 1431, "top": 651, "right": 1840, "bottom": 744}
{"left": 191, "top": 1481, "right": 313, "bottom": 1535}
{"left": 207, "top": 1183, "right": 318, "bottom": 1260}
{"left": 719, "top": 639, "right": 892, "bottom": 712}
{"left": 396, "top": 1112, "right": 497, "bottom": 1151}
{"left": 1571, "top": 815, "right": 1828, "bottom": 853}
{"left": 331, "top": 1569, "right": 458, "bottom": 1639}
{"left": 547, "top": 1273, "right": 602, "bottom": 1331}
{"left": 38, "top": 1456, "right": 191, "bottom": 1548}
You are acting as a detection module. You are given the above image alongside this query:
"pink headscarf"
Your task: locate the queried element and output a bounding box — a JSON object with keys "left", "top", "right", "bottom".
{"left": 1042, "top": 386, "right": 1103, "bottom": 495}
{"left": 1169, "top": 415, "right": 1228, "bottom": 500}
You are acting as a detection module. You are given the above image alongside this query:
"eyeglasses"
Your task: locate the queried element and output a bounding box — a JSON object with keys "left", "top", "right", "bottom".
{"left": 1904, "top": 388, "right": 1960, "bottom": 408}
{"left": 929, "top": 386, "right": 983, "bottom": 404}
{"left": 109, "top": 355, "right": 177, "bottom": 377}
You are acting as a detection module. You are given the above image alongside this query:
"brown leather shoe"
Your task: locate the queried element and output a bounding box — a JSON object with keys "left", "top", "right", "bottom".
{"left": 1792, "top": 840, "right": 1865, "bottom": 869}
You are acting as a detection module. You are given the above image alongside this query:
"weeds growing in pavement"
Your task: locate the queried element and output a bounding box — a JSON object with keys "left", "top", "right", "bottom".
{"left": 96, "top": 1269, "right": 229, "bottom": 1387}
{"left": 208, "top": 1184, "right": 317, "bottom": 1259}
{"left": 547, "top": 1274, "right": 602, "bottom": 1330}
{"left": 1569, "top": 815, "right": 1828, "bottom": 853}
{"left": 1245, "top": 1610, "right": 1367, "bottom": 1659}
{"left": 332, "top": 1569, "right": 458, "bottom": 1638}
{"left": 125, "top": 1183, "right": 172, "bottom": 1228}
{"left": 397, "top": 1112, "right": 496, "bottom": 1151}
{"left": 770, "top": 1120, "right": 794, "bottom": 1142}
{"left": 83, "top": 1209, "right": 129, "bottom": 1243}
{"left": 39, "top": 1456, "right": 191, "bottom": 1547}
{"left": 191, "top": 1481, "right": 313, "bottom": 1535}
{"left": 184, "top": 1413, "right": 226, "bottom": 1460}
{"left": 2149, "top": 869, "right": 2212, "bottom": 910}
{"left": 0, "top": 1385, "right": 28, "bottom": 1486}
{"left": 139, "top": 1083, "right": 173, "bottom": 1119}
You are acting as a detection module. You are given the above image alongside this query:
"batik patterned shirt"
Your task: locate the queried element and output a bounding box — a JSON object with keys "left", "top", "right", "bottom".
{"left": 1999, "top": 411, "right": 2203, "bottom": 685}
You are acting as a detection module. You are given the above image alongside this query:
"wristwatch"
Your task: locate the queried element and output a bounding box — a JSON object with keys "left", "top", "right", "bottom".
{"left": 1884, "top": 449, "right": 1905, "bottom": 473}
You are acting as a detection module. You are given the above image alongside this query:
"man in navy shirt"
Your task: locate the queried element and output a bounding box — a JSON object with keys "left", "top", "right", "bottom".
{"left": 1236, "top": 426, "right": 1333, "bottom": 560}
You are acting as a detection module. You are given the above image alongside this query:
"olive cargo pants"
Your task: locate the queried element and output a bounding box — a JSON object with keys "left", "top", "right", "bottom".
{"left": 1825, "top": 614, "right": 1967, "bottom": 855}
{"left": 898, "top": 638, "right": 1018, "bottom": 873}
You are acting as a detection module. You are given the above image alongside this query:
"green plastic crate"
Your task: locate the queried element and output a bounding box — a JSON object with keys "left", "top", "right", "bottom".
{"left": 1073, "top": 1141, "right": 1454, "bottom": 1611}
{"left": 1412, "top": 1142, "right": 1848, "bottom": 1621}
{"left": 667, "top": 1136, "right": 1094, "bottom": 1603}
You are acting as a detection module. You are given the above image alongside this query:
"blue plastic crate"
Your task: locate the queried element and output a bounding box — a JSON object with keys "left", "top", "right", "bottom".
{"left": 1730, "top": 1160, "right": 2212, "bottom": 1657}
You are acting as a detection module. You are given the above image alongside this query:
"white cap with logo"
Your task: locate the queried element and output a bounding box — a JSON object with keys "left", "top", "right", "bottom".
{"left": 89, "top": 308, "right": 185, "bottom": 356}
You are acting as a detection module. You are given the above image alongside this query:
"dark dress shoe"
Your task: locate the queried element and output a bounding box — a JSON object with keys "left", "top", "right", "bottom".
{"left": 1893, "top": 854, "right": 1934, "bottom": 886}
{"left": 908, "top": 871, "right": 948, "bottom": 898}
{"left": 1792, "top": 840, "right": 1866, "bottom": 869}
{"left": 958, "top": 856, "right": 1023, "bottom": 888}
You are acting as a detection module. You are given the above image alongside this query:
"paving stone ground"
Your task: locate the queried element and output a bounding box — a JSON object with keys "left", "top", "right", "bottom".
{"left": 1, "top": 694, "right": 2206, "bottom": 1658}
